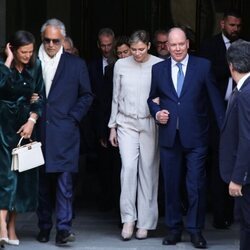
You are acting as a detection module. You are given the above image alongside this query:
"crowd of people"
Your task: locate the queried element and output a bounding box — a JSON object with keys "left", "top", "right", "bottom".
{"left": 0, "top": 8, "right": 250, "bottom": 250}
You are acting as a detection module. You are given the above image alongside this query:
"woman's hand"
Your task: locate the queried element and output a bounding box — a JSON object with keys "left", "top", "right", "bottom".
{"left": 17, "top": 120, "right": 35, "bottom": 139}
{"left": 30, "top": 93, "right": 39, "bottom": 104}
{"left": 17, "top": 114, "right": 37, "bottom": 139}
{"left": 109, "top": 128, "right": 118, "bottom": 147}
{"left": 4, "top": 43, "right": 14, "bottom": 67}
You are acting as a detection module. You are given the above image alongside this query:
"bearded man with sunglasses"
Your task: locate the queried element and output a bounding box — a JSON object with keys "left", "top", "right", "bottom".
{"left": 36, "top": 18, "right": 93, "bottom": 246}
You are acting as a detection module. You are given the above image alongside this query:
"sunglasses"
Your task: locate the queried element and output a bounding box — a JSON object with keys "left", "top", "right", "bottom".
{"left": 43, "top": 37, "right": 61, "bottom": 45}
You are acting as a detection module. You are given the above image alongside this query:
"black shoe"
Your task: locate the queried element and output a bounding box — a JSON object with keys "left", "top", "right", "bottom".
{"left": 213, "top": 219, "right": 231, "bottom": 229}
{"left": 190, "top": 232, "right": 207, "bottom": 249}
{"left": 162, "top": 232, "right": 182, "bottom": 245}
{"left": 55, "top": 230, "right": 75, "bottom": 245}
{"left": 36, "top": 229, "right": 50, "bottom": 243}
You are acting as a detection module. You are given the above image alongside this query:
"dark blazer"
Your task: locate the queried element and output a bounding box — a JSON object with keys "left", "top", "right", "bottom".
{"left": 220, "top": 76, "right": 250, "bottom": 185}
{"left": 148, "top": 55, "right": 225, "bottom": 148}
{"left": 88, "top": 57, "right": 104, "bottom": 100}
{"left": 98, "top": 63, "right": 114, "bottom": 139}
{"left": 199, "top": 33, "right": 231, "bottom": 99}
{"left": 39, "top": 52, "right": 93, "bottom": 173}
{"left": 87, "top": 57, "right": 105, "bottom": 135}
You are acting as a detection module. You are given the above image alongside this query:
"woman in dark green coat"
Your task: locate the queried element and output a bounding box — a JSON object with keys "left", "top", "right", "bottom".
{"left": 0, "top": 30, "right": 43, "bottom": 246}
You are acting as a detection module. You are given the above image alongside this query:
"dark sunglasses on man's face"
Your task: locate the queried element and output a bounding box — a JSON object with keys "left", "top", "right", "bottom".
{"left": 43, "top": 37, "right": 61, "bottom": 45}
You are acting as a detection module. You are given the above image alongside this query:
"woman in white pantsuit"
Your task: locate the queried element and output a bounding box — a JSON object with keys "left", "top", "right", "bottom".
{"left": 108, "top": 30, "right": 163, "bottom": 240}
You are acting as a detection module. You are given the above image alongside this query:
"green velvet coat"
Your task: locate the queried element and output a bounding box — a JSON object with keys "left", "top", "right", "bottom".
{"left": 0, "top": 58, "right": 44, "bottom": 213}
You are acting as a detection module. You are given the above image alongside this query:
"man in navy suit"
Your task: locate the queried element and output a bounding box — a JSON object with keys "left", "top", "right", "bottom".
{"left": 199, "top": 10, "right": 242, "bottom": 228}
{"left": 148, "top": 27, "right": 225, "bottom": 248}
{"left": 87, "top": 28, "right": 116, "bottom": 211}
{"left": 220, "top": 40, "right": 250, "bottom": 250}
{"left": 36, "top": 18, "right": 93, "bottom": 245}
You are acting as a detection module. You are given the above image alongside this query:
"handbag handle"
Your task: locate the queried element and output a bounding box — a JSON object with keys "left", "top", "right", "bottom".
{"left": 17, "top": 136, "right": 33, "bottom": 147}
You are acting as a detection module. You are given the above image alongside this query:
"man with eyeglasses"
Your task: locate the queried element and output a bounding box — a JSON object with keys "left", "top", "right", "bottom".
{"left": 153, "top": 29, "right": 170, "bottom": 59}
{"left": 36, "top": 18, "right": 93, "bottom": 246}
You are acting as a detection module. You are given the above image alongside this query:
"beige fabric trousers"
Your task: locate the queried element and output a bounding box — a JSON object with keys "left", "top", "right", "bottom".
{"left": 117, "top": 114, "right": 159, "bottom": 229}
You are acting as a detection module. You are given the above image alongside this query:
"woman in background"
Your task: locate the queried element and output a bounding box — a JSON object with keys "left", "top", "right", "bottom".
{"left": 0, "top": 30, "right": 43, "bottom": 246}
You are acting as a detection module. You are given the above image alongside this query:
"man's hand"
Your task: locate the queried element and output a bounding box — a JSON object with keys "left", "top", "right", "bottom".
{"left": 156, "top": 109, "right": 170, "bottom": 124}
{"left": 229, "top": 181, "right": 243, "bottom": 197}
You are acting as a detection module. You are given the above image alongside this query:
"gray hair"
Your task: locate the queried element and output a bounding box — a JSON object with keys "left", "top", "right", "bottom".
{"left": 129, "top": 30, "right": 150, "bottom": 45}
{"left": 64, "top": 36, "right": 74, "bottom": 47}
{"left": 40, "top": 18, "right": 66, "bottom": 37}
{"left": 227, "top": 40, "right": 250, "bottom": 73}
{"left": 98, "top": 28, "right": 115, "bottom": 40}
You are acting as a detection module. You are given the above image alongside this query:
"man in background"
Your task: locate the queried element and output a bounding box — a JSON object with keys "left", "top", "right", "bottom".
{"left": 220, "top": 39, "right": 250, "bottom": 250}
{"left": 153, "top": 29, "right": 169, "bottom": 59}
{"left": 199, "top": 9, "right": 242, "bottom": 229}
{"left": 87, "top": 28, "right": 115, "bottom": 211}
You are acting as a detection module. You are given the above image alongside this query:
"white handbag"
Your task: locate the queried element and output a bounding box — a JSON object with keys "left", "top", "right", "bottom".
{"left": 11, "top": 136, "right": 45, "bottom": 172}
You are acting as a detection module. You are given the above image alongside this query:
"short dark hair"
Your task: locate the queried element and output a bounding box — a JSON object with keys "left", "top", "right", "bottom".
{"left": 223, "top": 9, "right": 242, "bottom": 19}
{"left": 8, "top": 30, "right": 36, "bottom": 66}
{"left": 115, "top": 35, "right": 130, "bottom": 50}
{"left": 153, "top": 29, "right": 168, "bottom": 45}
{"left": 227, "top": 40, "right": 250, "bottom": 73}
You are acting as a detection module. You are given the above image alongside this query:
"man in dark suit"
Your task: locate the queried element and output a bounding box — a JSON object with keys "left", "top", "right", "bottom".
{"left": 87, "top": 28, "right": 116, "bottom": 211}
{"left": 148, "top": 27, "right": 225, "bottom": 248}
{"left": 36, "top": 18, "right": 93, "bottom": 245}
{"left": 199, "top": 10, "right": 242, "bottom": 229}
{"left": 219, "top": 40, "right": 250, "bottom": 250}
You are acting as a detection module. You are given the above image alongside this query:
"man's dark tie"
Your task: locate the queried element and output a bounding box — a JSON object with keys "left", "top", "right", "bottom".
{"left": 176, "top": 62, "right": 184, "bottom": 97}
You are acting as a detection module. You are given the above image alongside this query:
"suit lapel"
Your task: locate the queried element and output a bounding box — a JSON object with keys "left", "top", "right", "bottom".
{"left": 221, "top": 77, "right": 250, "bottom": 130}
{"left": 179, "top": 56, "right": 195, "bottom": 97}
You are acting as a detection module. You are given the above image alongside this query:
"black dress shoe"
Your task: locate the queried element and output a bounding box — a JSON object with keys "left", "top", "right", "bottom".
{"left": 36, "top": 229, "right": 50, "bottom": 243}
{"left": 190, "top": 232, "right": 207, "bottom": 249}
{"left": 162, "top": 233, "right": 182, "bottom": 245}
{"left": 55, "top": 230, "right": 75, "bottom": 245}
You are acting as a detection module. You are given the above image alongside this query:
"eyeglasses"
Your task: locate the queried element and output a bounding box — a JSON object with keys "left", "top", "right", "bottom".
{"left": 43, "top": 37, "right": 61, "bottom": 45}
{"left": 156, "top": 41, "right": 168, "bottom": 46}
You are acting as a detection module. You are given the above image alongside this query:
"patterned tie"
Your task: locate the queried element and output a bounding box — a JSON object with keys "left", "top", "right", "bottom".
{"left": 176, "top": 62, "right": 184, "bottom": 97}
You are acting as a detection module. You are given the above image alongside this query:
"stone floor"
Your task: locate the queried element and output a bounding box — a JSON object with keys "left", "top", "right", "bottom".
{"left": 3, "top": 209, "right": 239, "bottom": 250}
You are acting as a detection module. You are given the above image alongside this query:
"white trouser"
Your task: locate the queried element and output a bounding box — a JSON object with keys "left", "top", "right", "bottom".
{"left": 117, "top": 114, "right": 159, "bottom": 229}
